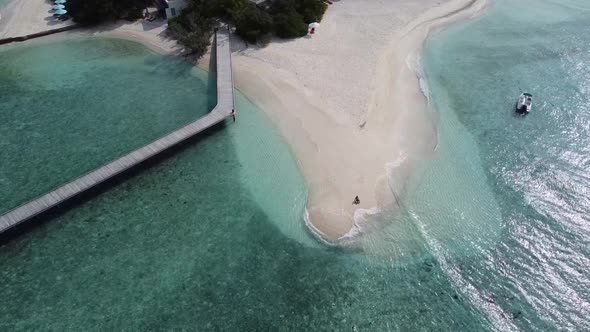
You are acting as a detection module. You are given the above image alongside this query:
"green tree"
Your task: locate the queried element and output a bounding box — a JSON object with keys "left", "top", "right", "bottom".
{"left": 296, "top": 0, "right": 327, "bottom": 23}
{"left": 231, "top": 2, "right": 272, "bottom": 43}
{"left": 167, "top": 11, "right": 215, "bottom": 56}
{"left": 67, "top": 0, "right": 144, "bottom": 25}
{"left": 164, "top": 0, "right": 328, "bottom": 53}
{"left": 268, "top": 0, "right": 326, "bottom": 38}
{"left": 272, "top": 12, "right": 307, "bottom": 38}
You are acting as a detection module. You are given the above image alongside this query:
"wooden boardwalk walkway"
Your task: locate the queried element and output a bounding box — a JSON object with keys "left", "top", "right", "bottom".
{"left": 0, "top": 27, "right": 235, "bottom": 234}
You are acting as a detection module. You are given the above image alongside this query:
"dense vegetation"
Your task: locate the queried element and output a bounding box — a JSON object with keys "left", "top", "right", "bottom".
{"left": 67, "top": 0, "right": 145, "bottom": 25}
{"left": 66, "top": 0, "right": 327, "bottom": 56}
{"left": 168, "top": 0, "right": 327, "bottom": 55}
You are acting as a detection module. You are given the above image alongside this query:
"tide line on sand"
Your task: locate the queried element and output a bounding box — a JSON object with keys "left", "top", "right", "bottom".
{"left": 231, "top": 0, "right": 490, "bottom": 245}
{"left": 0, "top": 0, "right": 489, "bottom": 246}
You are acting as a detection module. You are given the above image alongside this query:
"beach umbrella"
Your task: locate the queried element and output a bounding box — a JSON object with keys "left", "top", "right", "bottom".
{"left": 53, "top": 8, "right": 67, "bottom": 15}
{"left": 308, "top": 22, "right": 320, "bottom": 34}
{"left": 52, "top": 4, "right": 65, "bottom": 9}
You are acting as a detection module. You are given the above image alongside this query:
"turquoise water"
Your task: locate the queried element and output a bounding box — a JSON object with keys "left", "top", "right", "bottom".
{"left": 410, "top": 0, "right": 590, "bottom": 330}
{"left": 0, "top": 38, "right": 213, "bottom": 214}
{"left": 0, "top": 39, "right": 488, "bottom": 330}
{"left": 2, "top": 0, "right": 590, "bottom": 328}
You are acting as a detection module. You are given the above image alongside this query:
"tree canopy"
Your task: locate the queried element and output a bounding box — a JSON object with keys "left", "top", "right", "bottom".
{"left": 67, "top": 0, "right": 328, "bottom": 56}
{"left": 171, "top": 0, "right": 327, "bottom": 53}
{"left": 67, "top": 0, "right": 145, "bottom": 25}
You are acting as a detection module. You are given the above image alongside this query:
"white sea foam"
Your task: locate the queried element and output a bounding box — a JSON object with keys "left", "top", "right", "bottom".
{"left": 416, "top": 56, "right": 433, "bottom": 104}
{"left": 412, "top": 210, "right": 519, "bottom": 332}
{"left": 338, "top": 207, "right": 381, "bottom": 244}
{"left": 335, "top": 152, "right": 416, "bottom": 248}
{"left": 303, "top": 207, "right": 343, "bottom": 246}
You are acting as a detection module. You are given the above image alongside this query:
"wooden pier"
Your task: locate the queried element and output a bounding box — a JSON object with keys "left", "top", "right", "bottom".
{"left": 0, "top": 27, "right": 235, "bottom": 234}
{"left": 0, "top": 25, "right": 80, "bottom": 46}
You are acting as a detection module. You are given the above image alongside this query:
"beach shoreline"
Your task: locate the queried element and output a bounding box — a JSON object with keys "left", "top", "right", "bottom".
{"left": 0, "top": 0, "right": 76, "bottom": 39}
{"left": 0, "top": 0, "right": 488, "bottom": 246}
{"left": 230, "top": 0, "right": 489, "bottom": 245}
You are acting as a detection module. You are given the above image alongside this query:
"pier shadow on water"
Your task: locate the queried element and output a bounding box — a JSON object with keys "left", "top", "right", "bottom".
{"left": 0, "top": 38, "right": 214, "bottom": 215}
{"left": 0, "top": 93, "right": 491, "bottom": 331}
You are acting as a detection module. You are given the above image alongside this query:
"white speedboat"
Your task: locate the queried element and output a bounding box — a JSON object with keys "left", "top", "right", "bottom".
{"left": 516, "top": 93, "right": 532, "bottom": 114}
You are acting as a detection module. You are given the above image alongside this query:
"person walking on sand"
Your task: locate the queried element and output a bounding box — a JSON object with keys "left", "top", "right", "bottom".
{"left": 352, "top": 196, "right": 360, "bottom": 205}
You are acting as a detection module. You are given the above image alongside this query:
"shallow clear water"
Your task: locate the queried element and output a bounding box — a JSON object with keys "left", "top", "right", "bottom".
{"left": 0, "top": 38, "right": 213, "bottom": 213}
{"left": 2, "top": 0, "right": 590, "bottom": 328}
{"left": 410, "top": 0, "right": 590, "bottom": 330}
{"left": 0, "top": 39, "right": 488, "bottom": 331}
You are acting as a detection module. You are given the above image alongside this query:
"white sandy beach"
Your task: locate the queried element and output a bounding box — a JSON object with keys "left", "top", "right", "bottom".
{"left": 0, "top": 0, "right": 178, "bottom": 52}
{"left": 231, "top": 0, "right": 488, "bottom": 244}
{"left": 0, "top": 0, "right": 75, "bottom": 38}
{"left": 1, "top": 0, "right": 487, "bottom": 244}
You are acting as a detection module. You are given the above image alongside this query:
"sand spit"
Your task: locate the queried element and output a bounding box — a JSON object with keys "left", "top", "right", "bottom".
{"left": 231, "top": 0, "right": 488, "bottom": 244}
{"left": 1, "top": 0, "right": 487, "bottom": 245}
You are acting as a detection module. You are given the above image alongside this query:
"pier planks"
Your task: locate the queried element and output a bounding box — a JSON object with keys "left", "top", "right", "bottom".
{"left": 0, "top": 28, "right": 234, "bottom": 234}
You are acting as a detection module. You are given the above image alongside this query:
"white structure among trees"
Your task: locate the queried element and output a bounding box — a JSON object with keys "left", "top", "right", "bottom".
{"left": 165, "top": 0, "right": 187, "bottom": 19}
